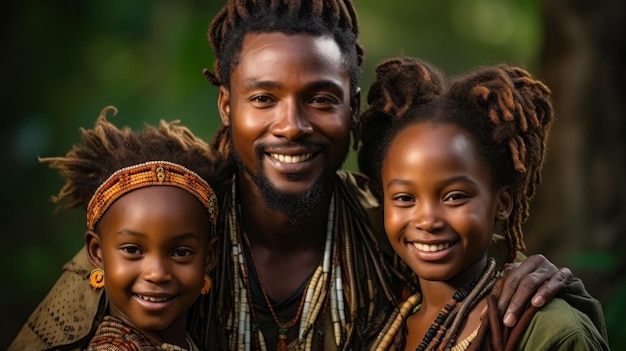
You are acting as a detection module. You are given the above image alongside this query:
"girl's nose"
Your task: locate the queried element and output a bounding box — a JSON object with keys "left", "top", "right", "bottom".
{"left": 412, "top": 203, "right": 444, "bottom": 233}
{"left": 142, "top": 256, "right": 172, "bottom": 284}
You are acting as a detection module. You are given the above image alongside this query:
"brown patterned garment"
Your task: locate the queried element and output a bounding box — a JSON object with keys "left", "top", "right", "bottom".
{"left": 86, "top": 315, "right": 198, "bottom": 351}
{"left": 86, "top": 316, "right": 156, "bottom": 351}
{"left": 8, "top": 249, "right": 106, "bottom": 350}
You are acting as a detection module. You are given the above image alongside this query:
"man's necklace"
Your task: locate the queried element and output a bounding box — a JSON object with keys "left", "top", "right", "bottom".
{"left": 242, "top": 233, "right": 310, "bottom": 351}
{"left": 228, "top": 181, "right": 343, "bottom": 351}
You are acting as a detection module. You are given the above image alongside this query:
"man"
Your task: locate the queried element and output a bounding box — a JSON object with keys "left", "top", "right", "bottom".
{"left": 10, "top": 1, "right": 605, "bottom": 350}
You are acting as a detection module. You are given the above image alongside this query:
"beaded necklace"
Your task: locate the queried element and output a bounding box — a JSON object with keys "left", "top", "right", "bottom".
{"left": 242, "top": 231, "right": 310, "bottom": 351}
{"left": 227, "top": 182, "right": 344, "bottom": 351}
{"left": 417, "top": 258, "right": 500, "bottom": 351}
{"left": 160, "top": 336, "right": 196, "bottom": 351}
{"left": 415, "top": 276, "right": 479, "bottom": 351}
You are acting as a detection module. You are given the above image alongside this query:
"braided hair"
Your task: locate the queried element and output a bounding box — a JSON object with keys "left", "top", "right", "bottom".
{"left": 204, "top": 0, "right": 364, "bottom": 162}
{"left": 40, "top": 105, "right": 226, "bottom": 216}
{"left": 356, "top": 57, "right": 554, "bottom": 262}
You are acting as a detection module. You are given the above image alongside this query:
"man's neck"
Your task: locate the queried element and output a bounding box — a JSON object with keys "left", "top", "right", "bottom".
{"left": 236, "top": 173, "right": 333, "bottom": 252}
{"left": 235, "top": 172, "right": 334, "bottom": 300}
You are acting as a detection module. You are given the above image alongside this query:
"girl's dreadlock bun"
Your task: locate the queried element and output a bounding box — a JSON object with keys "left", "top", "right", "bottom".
{"left": 356, "top": 57, "right": 446, "bottom": 197}
{"left": 447, "top": 64, "right": 554, "bottom": 257}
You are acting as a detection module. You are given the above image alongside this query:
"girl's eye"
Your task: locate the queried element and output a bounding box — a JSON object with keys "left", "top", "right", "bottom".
{"left": 396, "top": 195, "right": 414, "bottom": 202}
{"left": 444, "top": 192, "right": 468, "bottom": 202}
{"left": 121, "top": 246, "right": 141, "bottom": 255}
{"left": 173, "top": 248, "right": 193, "bottom": 257}
{"left": 391, "top": 194, "right": 415, "bottom": 208}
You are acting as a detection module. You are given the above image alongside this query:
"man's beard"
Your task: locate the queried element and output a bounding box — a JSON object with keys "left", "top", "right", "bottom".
{"left": 250, "top": 170, "right": 327, "bottom": 225}
{"left": 230, "top": 137, "right": 347, "bottom": 225}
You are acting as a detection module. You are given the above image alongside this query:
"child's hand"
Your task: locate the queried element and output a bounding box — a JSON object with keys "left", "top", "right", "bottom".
{"left": 495, "top": 254, "right": 573, "bottom": 327}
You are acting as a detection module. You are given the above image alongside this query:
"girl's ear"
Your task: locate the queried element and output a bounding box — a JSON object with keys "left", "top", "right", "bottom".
{"left": 218, "top": 85, "right": 231, "bottom": 126}
{"left": 496, "top": 187, "right": 514, "bottom": 221}
{"left": 205, "top": 236, "right": 220, "bottom": 275}
{"left": 85, "top": 230, "right": 104, "bottom": 269}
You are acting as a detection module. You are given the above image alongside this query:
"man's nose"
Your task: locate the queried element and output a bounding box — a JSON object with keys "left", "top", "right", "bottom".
{"left": 271, "top": 100, "right": 314, "bottom": 140}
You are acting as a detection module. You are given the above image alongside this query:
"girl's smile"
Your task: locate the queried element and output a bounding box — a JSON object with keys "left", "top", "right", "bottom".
{"left": 382, "top": 122, "right": 509, "bottom": 283}
{"left": 91, "top": 186, "right": 213, "bottom": 338}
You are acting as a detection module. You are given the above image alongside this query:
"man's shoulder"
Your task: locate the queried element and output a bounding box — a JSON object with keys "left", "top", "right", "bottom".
{"left": 8, "top": 247, "right": 104, "bottom": 351}
{"left": 336, "top": 170, "right": 380, "bottom": 210}
{"left": 336, "top": 170, "right": 392, "bottom": 254}
{"left": 520, "top": 298, "right": 609, "bottom": 350}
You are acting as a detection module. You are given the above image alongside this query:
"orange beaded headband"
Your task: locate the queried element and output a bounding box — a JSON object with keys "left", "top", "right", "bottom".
{"left": 86, "top": 161, "right": 218, "bottom": 230}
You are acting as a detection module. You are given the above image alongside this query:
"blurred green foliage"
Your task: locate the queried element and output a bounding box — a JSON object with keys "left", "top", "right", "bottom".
{"left": 2, "top": 0, "right": 621, "bottom": 348}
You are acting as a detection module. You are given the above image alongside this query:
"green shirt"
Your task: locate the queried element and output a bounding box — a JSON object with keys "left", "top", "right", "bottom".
{"left": 517, "top": 297, "right": 609, "bottom": 350}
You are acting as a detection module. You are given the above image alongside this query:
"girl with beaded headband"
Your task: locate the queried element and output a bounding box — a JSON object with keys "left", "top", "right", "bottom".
{"left": 38, "top": 106, "right": 224, "bottom": 351}
{"left": 356, "top": 57, "right": 608, "bottom": 350}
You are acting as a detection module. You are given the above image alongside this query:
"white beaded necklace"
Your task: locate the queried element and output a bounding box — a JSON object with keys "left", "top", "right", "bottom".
{"left": 226, "top": 182, "right": 345, "bottom": 351}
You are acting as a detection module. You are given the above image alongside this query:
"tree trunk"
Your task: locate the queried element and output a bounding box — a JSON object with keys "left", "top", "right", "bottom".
{"left": 528, "top": 0, "right": 625, "bottom": 345}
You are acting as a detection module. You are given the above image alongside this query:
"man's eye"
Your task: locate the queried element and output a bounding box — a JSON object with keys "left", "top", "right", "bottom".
{"left": 251, "top": 95, "right": 273, "bottom": 104}
{"left": 310, "top": 96, "right": 338, "bottom": 105}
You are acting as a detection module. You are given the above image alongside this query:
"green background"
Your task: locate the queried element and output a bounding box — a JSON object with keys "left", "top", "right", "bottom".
{"left": 2, "top": 0, "right": 622, "bottom": 348}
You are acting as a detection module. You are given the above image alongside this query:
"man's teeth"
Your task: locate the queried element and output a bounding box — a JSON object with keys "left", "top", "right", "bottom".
{"left": 270, "top": 153, "right": 313, "bottom": 164}
{"left": 413, "top": 242, "right": 451, "bottom": 252}
{"left": 137, "top": 294, "right": 169, "bottom": 302}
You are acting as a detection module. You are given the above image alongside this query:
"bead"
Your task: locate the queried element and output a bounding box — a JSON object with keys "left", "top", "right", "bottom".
{"left": 87, "top": 161, "right": 218, "bottom": 230}
{"left": 228, "top": 183, "right": 340, "bottom": 351}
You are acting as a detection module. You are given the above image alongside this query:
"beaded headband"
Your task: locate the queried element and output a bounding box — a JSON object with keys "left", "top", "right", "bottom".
{"left": 86, "top": 161, "right": 218, "bottom": 230}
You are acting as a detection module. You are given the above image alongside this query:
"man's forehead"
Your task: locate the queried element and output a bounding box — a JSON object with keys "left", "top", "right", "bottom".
{"left": 232, "top": 32, "right": 350, "bottom": 88}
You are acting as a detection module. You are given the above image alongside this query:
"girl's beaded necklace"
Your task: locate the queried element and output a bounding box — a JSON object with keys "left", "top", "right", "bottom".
{"left": 416, "top": 258, "right": 500, "bottom": 351}
{"left": 414, "top": 276, "right": 479, "bottom": 351}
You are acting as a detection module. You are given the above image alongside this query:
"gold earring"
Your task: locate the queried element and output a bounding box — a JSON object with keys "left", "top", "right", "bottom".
{"left": 89, "top": 268, "right": 105, "bottom": 290}
{"left": 201, "top": 275, "right": 212, "bottom": 295}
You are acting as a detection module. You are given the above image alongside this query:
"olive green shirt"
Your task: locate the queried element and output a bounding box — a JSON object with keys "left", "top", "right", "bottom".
{"left": 516, "top": 297, "right": 608, "bottom": 350}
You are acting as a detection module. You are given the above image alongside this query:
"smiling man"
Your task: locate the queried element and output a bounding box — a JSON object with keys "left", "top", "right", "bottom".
{"left": 220, "top": 32, "right": 356, "bottom": 223}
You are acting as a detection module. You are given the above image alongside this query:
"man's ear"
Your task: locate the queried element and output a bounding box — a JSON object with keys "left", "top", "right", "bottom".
{"left": 205, "top": 236, "right": 220, "bottom": 275}
{"left": 350, "top": 87, "right": 361, "bottom": 130}
{"left": 218, "top": 85, "right": 231, "bottom": 126}
{"left": 496, "top": 187, "right": 514, "bottom": 221}
{"left": 85, "top": 230, "right": 104, "bottom": 269}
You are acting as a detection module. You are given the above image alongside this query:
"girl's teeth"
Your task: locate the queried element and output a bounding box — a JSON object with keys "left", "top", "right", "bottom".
{"left": 413, "top": 242, "right": 451, "bottom": 252}
{"left": 137, "top": 294, "right": 169, "bottom": 302}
